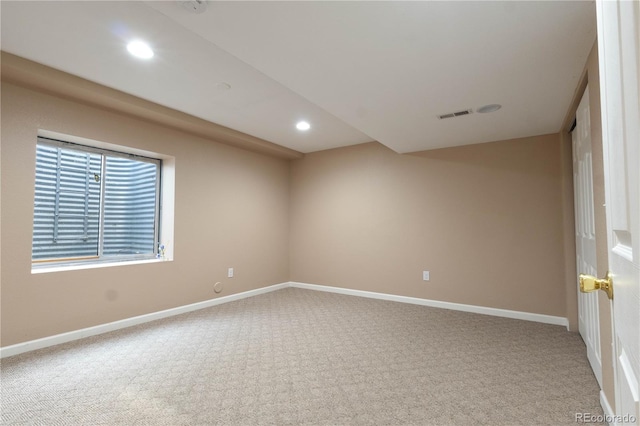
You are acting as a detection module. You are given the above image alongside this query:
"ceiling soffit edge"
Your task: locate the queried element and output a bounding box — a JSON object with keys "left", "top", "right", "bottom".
{"left": 0, "top": 52, "right": 303, "bottom": 161}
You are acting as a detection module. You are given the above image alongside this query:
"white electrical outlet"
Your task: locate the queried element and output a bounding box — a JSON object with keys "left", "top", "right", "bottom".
{"left": 228, "top": 267, "right": 234, "bottom": 278}
{"left": 423, "top": 271, "right": 430, "bottom": 281}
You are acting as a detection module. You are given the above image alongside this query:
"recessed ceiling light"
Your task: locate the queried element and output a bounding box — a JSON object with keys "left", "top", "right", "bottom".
{"left": 296, "top": 121, "right": 311, "bottom": 131}
{"left": 126, "top": 40, "right": 154, "bottom": 59}
{"left": 216, "top": 82, "right": 231, "bottom": 91}
{"left": 477, "top": 104, "right": 502, "bottom": 114}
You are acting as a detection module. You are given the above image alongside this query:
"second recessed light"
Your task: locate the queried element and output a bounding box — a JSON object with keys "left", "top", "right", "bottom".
{"left": 296, "top": 121, "right": 311, "bottom": 131}
{"left": 126, "top": 40, "right": 154, "bottom": 59}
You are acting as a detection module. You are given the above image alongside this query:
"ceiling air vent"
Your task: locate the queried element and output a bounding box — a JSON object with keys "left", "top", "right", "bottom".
{"left": 438, "top": 109, "right": 473, "bottom": 120}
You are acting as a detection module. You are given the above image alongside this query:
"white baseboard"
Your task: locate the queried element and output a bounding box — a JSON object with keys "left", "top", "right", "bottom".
{"left": 289, "top": 281, "right": 569, "bottom": 328}
{"left": 0, "top": 282, "right": 289, "bottom": 359}
{"left": 1, "top": 280, "right": 569, "bottom": 359}
{"left": 600, "top": 390, "right": 615, "bottom": 425}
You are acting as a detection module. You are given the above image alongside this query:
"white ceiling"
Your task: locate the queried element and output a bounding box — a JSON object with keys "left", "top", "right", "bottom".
{"left": 1, "top": 1, "right": 596, "bottom": 154}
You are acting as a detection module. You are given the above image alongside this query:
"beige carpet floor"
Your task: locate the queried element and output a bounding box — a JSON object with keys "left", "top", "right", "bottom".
{"left": 1, "top": 287, "right": 604, "bottom": 425}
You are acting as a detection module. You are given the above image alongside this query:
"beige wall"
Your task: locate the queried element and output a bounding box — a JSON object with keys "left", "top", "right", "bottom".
{"left": 290, "top": 136, "right": 569, "bottom": 316}
{"left": 1, "top": 52, "right": 592, "bottom": 354}
{"left": 1, "top": 82, "right": 291, "bottom": 346}
{"left": 559, "top": 130, "right": 578, "bottom": 331}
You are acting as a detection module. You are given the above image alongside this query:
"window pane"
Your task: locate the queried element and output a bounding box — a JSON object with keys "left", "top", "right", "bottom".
{"left": 102, "top": 156, "right": 158, "bottom": 256}
{"left": 32, "top": 144, "right": 101, "bottom": 260}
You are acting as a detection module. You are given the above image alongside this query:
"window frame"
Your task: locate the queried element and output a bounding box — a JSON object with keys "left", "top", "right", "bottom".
{"left": 32, "top": 137, "right": 162, "bottom": 268}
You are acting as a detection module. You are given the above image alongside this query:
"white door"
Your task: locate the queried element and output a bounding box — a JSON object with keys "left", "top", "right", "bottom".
{"left": 597, "top": 0, "right": 639, "bottom": 423}
{"left": 573, "top": 87, "right": 603, "bottom": 388}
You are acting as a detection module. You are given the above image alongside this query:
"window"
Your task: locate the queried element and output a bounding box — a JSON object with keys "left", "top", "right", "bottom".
{"left": 32, "top": 137, "right": 161, "bottom": 266}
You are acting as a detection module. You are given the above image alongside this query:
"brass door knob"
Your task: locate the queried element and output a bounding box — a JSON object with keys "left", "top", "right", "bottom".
{"left": 579, "top": 271, "right": 613, "bottom": 300}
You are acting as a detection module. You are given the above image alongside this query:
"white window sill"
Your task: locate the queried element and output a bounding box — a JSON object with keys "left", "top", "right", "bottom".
{"left": 31, "top": 258, "right": 172, "bottom": 274}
